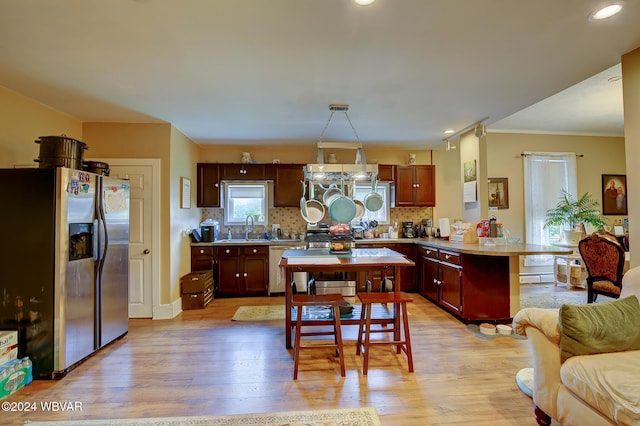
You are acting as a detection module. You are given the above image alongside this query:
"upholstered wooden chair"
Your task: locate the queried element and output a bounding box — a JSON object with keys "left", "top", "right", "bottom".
{"left": 578, "top": 232, "right": 625, "bottom": 303}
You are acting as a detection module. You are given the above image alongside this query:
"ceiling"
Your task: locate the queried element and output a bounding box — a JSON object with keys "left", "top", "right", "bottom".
{"left": 1, "top": 0, "right": 639, "bottom": 150}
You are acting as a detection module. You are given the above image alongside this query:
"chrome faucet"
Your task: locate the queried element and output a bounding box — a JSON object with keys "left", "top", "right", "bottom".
{"left": 245, "top": 214, "right": 255, "bottom": 240}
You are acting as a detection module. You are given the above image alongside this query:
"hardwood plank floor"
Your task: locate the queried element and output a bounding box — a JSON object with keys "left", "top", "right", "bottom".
{"left": 2, "top": 288, "right": 569, "bottom": 426}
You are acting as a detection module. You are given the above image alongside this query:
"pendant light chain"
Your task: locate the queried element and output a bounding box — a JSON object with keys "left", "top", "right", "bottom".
{"left": 317, "top": 104, "right": 361, "bottom": 143}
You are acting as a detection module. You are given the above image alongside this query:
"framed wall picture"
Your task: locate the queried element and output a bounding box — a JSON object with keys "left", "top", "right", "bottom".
{"left": 488, "top": 178, "right": 509, "bottom": 209}
{"left": 180, "top": 177, "right": 191, "bottom": 209}
{"left": 602, "top": 174, "right": 627, "bottom": 215}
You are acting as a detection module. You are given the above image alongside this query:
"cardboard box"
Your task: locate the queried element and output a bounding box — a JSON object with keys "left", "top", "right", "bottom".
{"left": 0, "top": 357, "right": 33, "bottom": 400}
{"left": 0, "top": 330, "right": 18, "bottom": 366}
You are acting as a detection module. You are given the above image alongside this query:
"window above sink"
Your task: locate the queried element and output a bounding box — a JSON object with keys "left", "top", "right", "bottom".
{"left": 223, "top": 182, "right": 268, "bottom": 226}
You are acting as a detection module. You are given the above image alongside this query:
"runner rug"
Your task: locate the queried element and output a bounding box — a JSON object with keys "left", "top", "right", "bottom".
{"left": 25, "top": 407, "right": 382, "bottom": 426}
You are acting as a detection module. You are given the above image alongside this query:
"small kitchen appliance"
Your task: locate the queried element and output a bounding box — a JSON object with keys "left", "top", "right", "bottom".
{"left": 402, "top": 221, "right": 415, "bottom": 238}
{"left": 200, "top": 219, "right": 219, "bottom": 242}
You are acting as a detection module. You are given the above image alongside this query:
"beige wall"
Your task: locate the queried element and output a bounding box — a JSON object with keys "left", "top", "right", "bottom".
{"left": 485, "top": 133, "right": 626, "bottom": 241}
{"left": 432, "top": 143, "right": 463, "bottom": 226}
{"left": 83, "top": 122, "right": 174, "bottom": 306}
{"left": 83, "top": 123, "right": 202, "bottom": 308}
{"left": 0, "top": 86, "right": 82, "bottom": 168}
{"left": 623, "top": 47, "right": 640, "bottom": 268}
{"left": 169, "top": 126, "right": 202, "bottom": 304}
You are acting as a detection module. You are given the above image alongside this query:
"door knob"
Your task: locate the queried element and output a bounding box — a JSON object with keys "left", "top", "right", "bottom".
{"left": 143, "top": 249, "right": 150, "bottom": 254}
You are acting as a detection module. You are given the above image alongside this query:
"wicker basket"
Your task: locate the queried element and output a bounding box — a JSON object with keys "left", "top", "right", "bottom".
{"left": 569, "top": 264, "right": 586, "bottom": 286}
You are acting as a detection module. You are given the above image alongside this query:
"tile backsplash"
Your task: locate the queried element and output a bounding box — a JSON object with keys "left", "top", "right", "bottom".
{"left": 201, "top": 206, "right": 433, "bottom": 237}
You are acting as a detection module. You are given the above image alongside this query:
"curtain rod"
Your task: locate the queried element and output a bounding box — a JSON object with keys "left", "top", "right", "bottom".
{"left": 520, "top": 153, "right": 584, "bottom": 158}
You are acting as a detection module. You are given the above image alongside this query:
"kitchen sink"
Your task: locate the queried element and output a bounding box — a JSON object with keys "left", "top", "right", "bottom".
{"left": 216, "top": 238, "right": 270, "bottom": 243}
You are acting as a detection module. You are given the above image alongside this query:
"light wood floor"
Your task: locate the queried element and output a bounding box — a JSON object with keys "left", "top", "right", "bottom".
{"left": 3, "top": 287, "right": 571, "bottom": 426}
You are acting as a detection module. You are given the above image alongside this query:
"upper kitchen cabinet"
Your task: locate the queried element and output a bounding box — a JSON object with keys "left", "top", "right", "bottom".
{"left": 274, "top": 164, "right": 304, "bottom": 207}
{"left": 220, "top": 163, "right": 272, "bottom": 180}
{"left": 395, "top": 165, "right": 436, "bottom": 207}
{"left": 197, "top": 163, "right": 221, "bottom": 207}
{"left": 377, "top": 164, "right": 395, "bottom": 181}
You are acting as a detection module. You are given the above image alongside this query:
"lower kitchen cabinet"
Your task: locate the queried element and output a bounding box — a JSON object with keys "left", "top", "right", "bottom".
{"left": 191, "top": 246, "right": 214, "bottom": 272}
{"left": 438, "top": 253, "right": 462, "bottom": 316}
{"left": 418, "top": 245, "right": 462, "bottom": 316}
{"left": 419, "top": 246, "right": 439, "bottom": 301}
{"left": 215, "top": 245, "right": 268, "bottom": 296}
{"left": 418, "top": 243, "right": 512, "bottom": 321}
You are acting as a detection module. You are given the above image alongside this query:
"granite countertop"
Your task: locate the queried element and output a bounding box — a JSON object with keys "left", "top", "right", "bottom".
{"left": 191, "top": 237, "right": 415, "bottom": 247}
{"left": 413, "top": 238, "right": 573, "bottom": 256}
{"left": 191, "top": 237, "right": 571, "bottom": 256}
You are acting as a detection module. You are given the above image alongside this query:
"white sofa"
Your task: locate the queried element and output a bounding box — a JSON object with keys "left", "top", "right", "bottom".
{"left": 513, "top": 266, "right": 640, "bottom": 426}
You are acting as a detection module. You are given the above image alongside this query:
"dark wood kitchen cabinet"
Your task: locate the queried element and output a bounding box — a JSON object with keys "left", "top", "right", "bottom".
{"left": 215, "top": 245, "right": 268, "bottom": 296}
{"left": 418, "top": 245, "right": 462, "bottom": 316}
{"left": 418, "top": 245, "right": 439, "bottom": 301}
{"left": 196, "top": 163, "right": 221, "bottom": 207}
{"left": 191, "top": 246, "right": 215, "bottom": 272}
{"left": 377, "top": 164, "right": 395, "bottom": 181}
{"left": 274, "top": 164, "right": 305, "bottom": 207}
{"left": 438, "top": 250, "right": 462, "bottom": 316}
{"left": 395, "top": 165, "right": 435, "bottom": 207}
{"left": 220, "top": 163, "right": 271, "bottom": 180}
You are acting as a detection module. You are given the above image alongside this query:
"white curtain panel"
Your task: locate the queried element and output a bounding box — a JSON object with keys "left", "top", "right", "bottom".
{"left": 523, "top": 152, "right": 577, "bottom": 266}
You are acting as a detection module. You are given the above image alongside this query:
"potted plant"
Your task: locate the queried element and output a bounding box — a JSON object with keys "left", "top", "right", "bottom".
{"left": 544, "top": 190, "right": 607, "bottom": 244}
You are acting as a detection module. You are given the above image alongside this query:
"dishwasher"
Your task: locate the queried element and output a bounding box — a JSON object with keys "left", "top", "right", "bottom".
{"left": 269, "top": 245, "right": 307, "bottom": 295}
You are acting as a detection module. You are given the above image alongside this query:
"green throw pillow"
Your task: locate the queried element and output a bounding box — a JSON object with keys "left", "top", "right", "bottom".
{"left": 558, "top": 295, "right": 640, "bottom": 363}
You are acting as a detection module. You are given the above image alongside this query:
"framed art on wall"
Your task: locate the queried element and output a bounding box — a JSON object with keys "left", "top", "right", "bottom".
{"left": 602, "top": 174, "right": 627, "bottom": 215}
{"left": 181, "top": 177, "right": 191, "bottom": 209}
{"left": 488, "top": 178, "right": 509, "bottom": 209}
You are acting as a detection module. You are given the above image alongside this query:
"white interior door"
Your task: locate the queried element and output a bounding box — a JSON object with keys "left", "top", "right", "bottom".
{"left": 92, "top": 159, "right": 159, "bottom": 318}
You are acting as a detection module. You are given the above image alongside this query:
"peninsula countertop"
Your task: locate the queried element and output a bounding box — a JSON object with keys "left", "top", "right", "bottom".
{"left": 412, "top": 238, "right": 573, "bottom": 256}
{"left": 192, "top": 237, "right": 572, "bottom": 256}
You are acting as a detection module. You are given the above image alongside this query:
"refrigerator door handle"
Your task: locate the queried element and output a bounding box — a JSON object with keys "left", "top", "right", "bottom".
{"left": 98, "top": 191, "right": 109, "bottom": 275}
{"left": 93, "top": 218, "right": 100, "bottom": 262}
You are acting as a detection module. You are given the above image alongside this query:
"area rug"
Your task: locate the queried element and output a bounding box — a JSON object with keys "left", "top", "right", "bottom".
{"left": 232, "top": 305, "right": 285, "bottom": 321}
{"left": 519, "top": 291, "right": 588, "bottom": 309}
{"left": 519, "top": 290, "right": 616, "bottom": 310}
{"left": 25, "top": 407, "right": 381, "bottom": 426}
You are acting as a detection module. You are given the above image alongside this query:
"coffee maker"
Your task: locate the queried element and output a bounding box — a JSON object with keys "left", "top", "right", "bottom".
{"left": 402, "top": 221, "right": 415, "bottom": 238}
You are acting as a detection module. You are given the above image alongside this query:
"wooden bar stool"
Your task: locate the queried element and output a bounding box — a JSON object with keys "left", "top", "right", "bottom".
{"left": 356, "top": 291, "right": 414, "bottom": 375}
{"left": 292, "top": 293, "right": 346, "bottom": 380}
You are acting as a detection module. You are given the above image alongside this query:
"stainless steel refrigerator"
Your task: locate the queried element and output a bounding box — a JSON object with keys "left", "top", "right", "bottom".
{"left": 0, "top": 167, "right": 129, "bottom": 379}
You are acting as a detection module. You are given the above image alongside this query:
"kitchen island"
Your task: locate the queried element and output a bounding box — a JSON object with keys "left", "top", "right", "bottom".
{"left": 279, "top": 248, "right": 415, "bottom": 348}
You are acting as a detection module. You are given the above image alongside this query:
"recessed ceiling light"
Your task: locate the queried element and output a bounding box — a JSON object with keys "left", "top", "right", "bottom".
{"left": 589, "top": 2, "right": 624, "bottom": 21}
{"left": 444, "top": 129, "right": 455, "bottom": 134}
{"left": 354, "top": 0, "right": 376, "bottom": 5}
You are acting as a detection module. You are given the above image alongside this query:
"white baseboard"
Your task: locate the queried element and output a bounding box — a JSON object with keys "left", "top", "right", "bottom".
{"left": 152, "top": 298, "right": 183, "bottom": 320}
{"left": 520, "top": 274, "right": 556, "bottom": 284}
